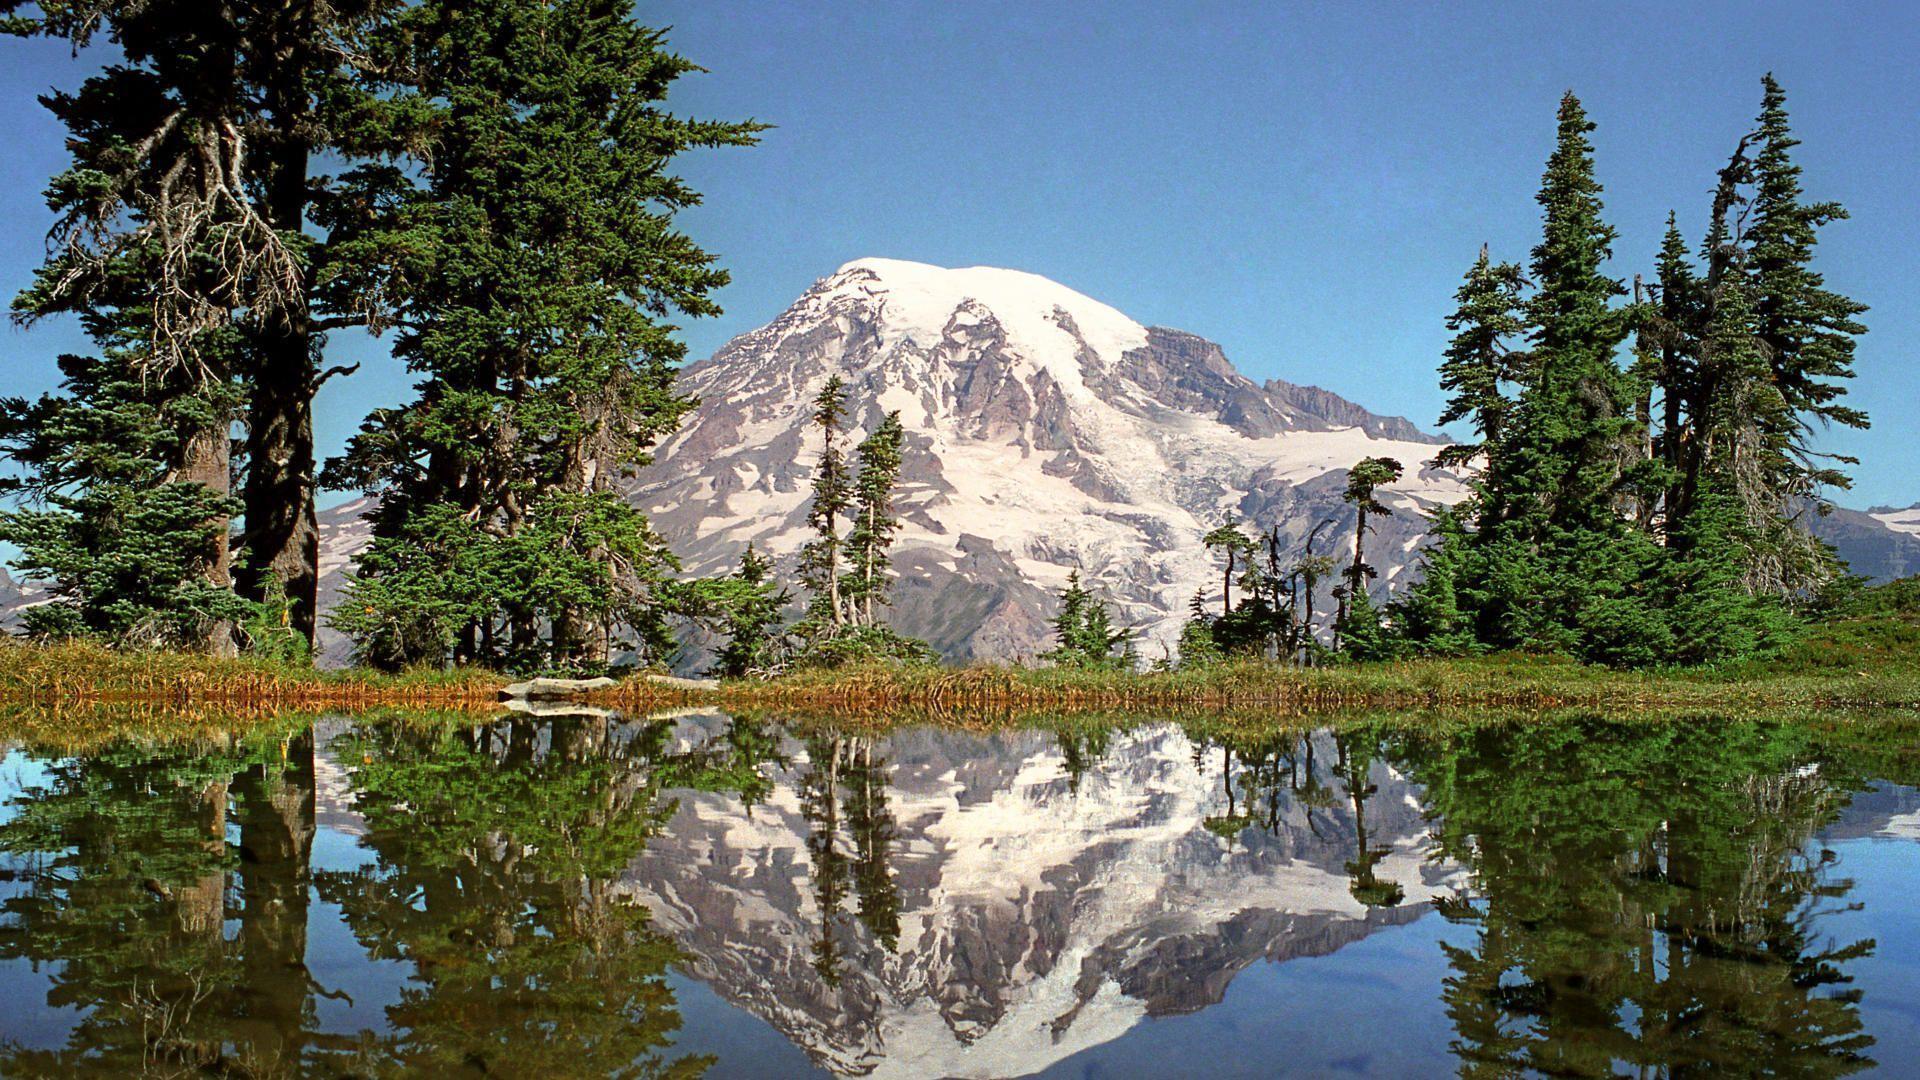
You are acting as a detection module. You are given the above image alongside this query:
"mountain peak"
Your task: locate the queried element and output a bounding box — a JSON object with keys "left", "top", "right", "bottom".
{"left": 816, "top": 257, "right": 1149, "bottom": 366}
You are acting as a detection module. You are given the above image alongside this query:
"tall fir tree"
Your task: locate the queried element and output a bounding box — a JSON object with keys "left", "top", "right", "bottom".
{"left": 843, "top": 411, "right": 906, "bottom": 626}
{"left": 1748, "top": 75, "right": 1869, "bottom": 477}
{"left": 1336, "top": 456, "right": 1402, "bottom": 646}
{"left": 325, "top": 0, "right": 758, "bottom": 670}
{"left": 798, "top": 376, "right": 854, "bottom": 633}
{"left": 1450, "top": 92, "right": 1664, "bottom": 660}
{"left": 1434, "top": 248, "right": 1528, "bottom": 470}
{"left": 3, "top": 0, "right": 409, "bottom": 646}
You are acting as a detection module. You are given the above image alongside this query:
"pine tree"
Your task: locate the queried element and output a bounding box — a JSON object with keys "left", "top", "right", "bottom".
{"left": 1337, "top": 457, "right": 1403, "bottom": 641}
{"left": 1391, "top": 507, "right": 1478, "bottom": 655}
{"left": 1449, "top": 92, "right": 1650, "bottom": 659}
{"left": 799, "top": 376, "right": 854, "bottom": 632}
{"left": 1042, "top": 570, "right": 1132, "bottom": 670}
{"left": 1175, "top": 590, "right": 1222, "bottom": 668}
{"left": 685, "top": 545, "right": 789, "bottom": 677}
{"left": 5, "top": 1, "right": 408, "bottom": 646}
{"left": 843, "top": 411, "right": 906, "bottom": 626}
{"left": 1646, "top": 213, "right": 1700, "bottom": 526}
{"left": 324, "top": 0, "right": 757, "bottom": 670}
{"left": 1202, "top": 516, "right": 1259, "bottom": 616}
{"left": 1748, "top": 75, "right": 1869, "bottom": 480}
{"left": 1434, "top": 248, "right": 1528, "bottom": 469}
{"left": 0, "top": 350, "right": 248, "bottom": 648}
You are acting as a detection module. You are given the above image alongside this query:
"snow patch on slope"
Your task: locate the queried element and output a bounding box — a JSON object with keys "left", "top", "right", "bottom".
{"left": 1871, "top": 504, "right": 1920, "bottom": 536}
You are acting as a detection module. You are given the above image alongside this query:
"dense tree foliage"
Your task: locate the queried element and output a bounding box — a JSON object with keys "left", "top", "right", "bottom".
{"left": 324, "top": 0, "right": 758, "bottom": 673}
{"left": 1396, "top": 80, "right": 1862, "bottom": 667}
{"left": 1042, "top": 570, "right": 1134, "bottom": 670}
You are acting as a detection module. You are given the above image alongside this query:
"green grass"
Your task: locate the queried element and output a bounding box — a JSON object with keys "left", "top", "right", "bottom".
{"left": 686, "top": 612, "right": 1920, "bottom": 714}
{"left": 0, "top": 637, "right": 504, "bottom": 702}
{"left": 5, "top": 612, "right": 1918, "bottom": 719}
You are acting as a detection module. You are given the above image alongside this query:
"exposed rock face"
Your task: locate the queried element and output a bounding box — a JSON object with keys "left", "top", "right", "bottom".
{"left": 620, "top": 713, "right": 1454, "bottom": 1079}
{"left": 1819, "top": 502, "right": 1920, "bottom": 582}
{"left": 629, "top": 258, "right": 1466, "bottom": 662}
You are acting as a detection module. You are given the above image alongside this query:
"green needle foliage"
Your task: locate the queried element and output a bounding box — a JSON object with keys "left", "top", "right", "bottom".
{"left": 1043, "top": 570, "right": 1134, "bottom": 671}
{"left": 0, "top": 336, "right": 248, "bottom": 650}
{"left": 1399, "top": 80, "right": 1864, "bottom": 667}
{"left": 324, "top": 0, "right": 760, "bottom": 673}
{"left": 681, "top": 545, "right": 790, "bottom": 678}
{"left": 792, "top": 384, "right": 930, "bottom": 668}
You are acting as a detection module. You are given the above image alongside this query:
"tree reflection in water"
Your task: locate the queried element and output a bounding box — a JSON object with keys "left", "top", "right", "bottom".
{"left": 1397, "top": 718, "right": 1877, "bottom": 1078}
{"left": 314, "top": 711, "right": 778, "bottom": 1077}
{"left": 0, "top": 725, "right": 330, "bottom": 1076}
{"left": 0, "top": 711, "right": 1903, "bottom": 1077}
{"left": 798, "top": 731, "right": 901, "bottom": 987}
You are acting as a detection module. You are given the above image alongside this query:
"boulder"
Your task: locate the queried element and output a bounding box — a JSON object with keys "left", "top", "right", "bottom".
{"left": 499, "top": 676, "right": 618, "bottom": 700}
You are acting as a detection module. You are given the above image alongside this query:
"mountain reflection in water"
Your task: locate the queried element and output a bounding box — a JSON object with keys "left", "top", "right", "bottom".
{"left": 0, "top": 709, "right": 1915, "bottom": 1078}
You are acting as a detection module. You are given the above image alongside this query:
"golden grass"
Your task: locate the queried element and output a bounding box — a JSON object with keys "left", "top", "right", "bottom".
{"left": 5, "top": 614, "right": 1918, "bottom": 731}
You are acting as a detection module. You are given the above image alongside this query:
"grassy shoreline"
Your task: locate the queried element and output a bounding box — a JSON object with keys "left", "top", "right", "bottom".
{"left": 5, "top": 613, "right": 1918, "bottom": 717}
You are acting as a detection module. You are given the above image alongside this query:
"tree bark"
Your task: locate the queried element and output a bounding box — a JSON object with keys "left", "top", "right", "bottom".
{"left": 242, "top": 350, "right": 320, "bottom": 643}
{"left": 176, "top": 420, "right": 237, "bottom": 656}
{"left": 240, "top": 10, "right": 320, "bottom": 647}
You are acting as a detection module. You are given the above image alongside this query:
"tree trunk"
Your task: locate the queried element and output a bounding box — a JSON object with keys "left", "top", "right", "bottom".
{"left": 176, "top": 420, "right": 237, "bottom": 656}
{"left": 242, "top": 352, "right": 319, "bottom": 644}
{"left": 241, "top": 32, "right": 319, "bottom": 647}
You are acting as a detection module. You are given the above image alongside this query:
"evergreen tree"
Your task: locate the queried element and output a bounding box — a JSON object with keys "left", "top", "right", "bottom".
{"left": 324, "top": 0, "right": 757, "bottom": 670}
{"left": 0, "top": 353, "right": 247, "bottom": 648}
{"left": 1748, "top": 75, "right": 1870, "bottom": 485}
{"left": 1202, "top": 516, "right": 1259, "bottom": 616}
{"left": 843, "top": 411, "right": 906, "bottom": 626}
{"left": 799, "top": 376, "right": 854, "bottom": 632}
{"left": 1413, "top": 92, "right": 1669, "bottom": 663}
{"left": 1434, "top": 247, "right": 1528, "bottom": 469}
{"left": 1337, "top": 456, "right": 1403, "bottom": 640}
{"left": 1175, "top": 589, "right": 1222, "bottom": 668}
{"left": 1042, "top": 570, "right": 1132, "bottom": 670}
{"left": 1391, "top": 507, "right": 1479, "bottom": 655}
{"left": 4, "top": 0, "right": 406, "bottom": 646}
{"left": 684, "top": 545, "right": 789, "bottom": 678}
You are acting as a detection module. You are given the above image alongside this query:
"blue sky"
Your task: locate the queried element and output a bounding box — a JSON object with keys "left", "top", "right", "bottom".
{"left": 3, "top": 1, "right": 1916, "bottom": 508}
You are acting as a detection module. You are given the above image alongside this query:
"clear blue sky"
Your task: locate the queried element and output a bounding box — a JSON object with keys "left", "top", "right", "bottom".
{"left": 3, "top": 2, "right": 1916, "bottom": 508}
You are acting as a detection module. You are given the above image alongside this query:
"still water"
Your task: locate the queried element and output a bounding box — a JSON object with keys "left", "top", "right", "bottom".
{"left": 1, "top": 709, "right": 1917, "bottom": 1078}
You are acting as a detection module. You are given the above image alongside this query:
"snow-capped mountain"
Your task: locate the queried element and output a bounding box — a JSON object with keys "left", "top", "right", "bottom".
{"left": 10, "top": 257, "right": 1918, "bottom": 664}
{"left": 633, "top": 258, "right": 1464, "bottom": 662}
{"left": 621, "top": 712, "right": 1453, "bottom": 1078}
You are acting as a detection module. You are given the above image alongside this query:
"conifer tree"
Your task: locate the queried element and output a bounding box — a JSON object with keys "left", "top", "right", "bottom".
{"left": 1443, "top": 92, "right": 1661, "bottom": 660}
{"left": 1042, "top": 570, "right": 1132, "bottom": 670}
{"left": 684, "top": 545, "right": 789, "bottom": 677}
{"left": 799, "top": 376, "right": 854, "bottom": 631}
{"left": 1202, "top": 517, "right": 1258, "bottom": 616}
{"left": 1748, "top": 75, "right": 1869, "bottom": 479}
{"left": 1175, "top": 589, "right": 1222, "bottom": 668}
{"left": 325, "top": 0, "right": 757, "bottom": 670}
{"left": 0, "top": 347, "right": 248, "bottom": 648}
{"left": 843, "top": 411, "right": 906, "bottom": 626}
{"left": 1337, "top": 456, "right": 1402, "bottom": 642}
{"left": 4, "top": 1, "right": 407, "bottom": 646}
{"left": 1434, "top": 248, "right": 1528, "bottom": 469}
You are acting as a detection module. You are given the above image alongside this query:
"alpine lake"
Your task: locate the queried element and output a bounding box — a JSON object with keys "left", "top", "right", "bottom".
{"left": 2, "top": 705, "right": 1918, "bottom": 1078}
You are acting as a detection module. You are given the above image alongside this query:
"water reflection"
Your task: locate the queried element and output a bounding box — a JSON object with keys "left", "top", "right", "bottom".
{"left": 1400, "top": 720, "right": 1878, "bottom": 1077}
{"left": 0, "top": 710, "right": 1913, "bottom": 1078}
